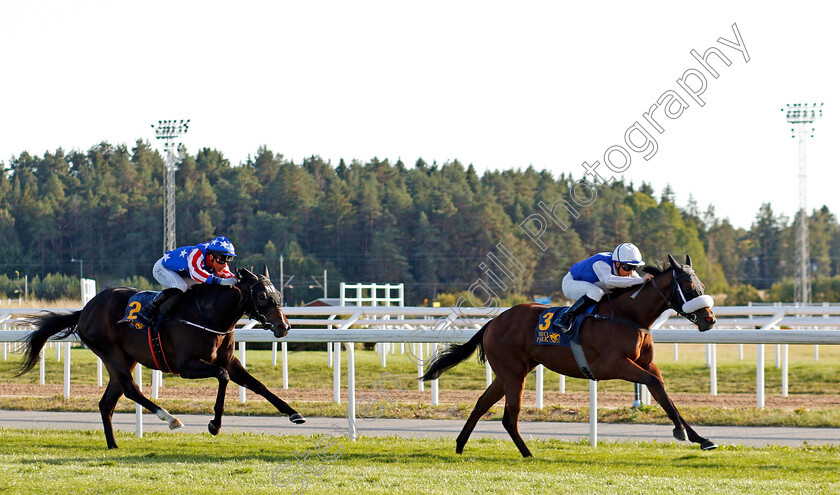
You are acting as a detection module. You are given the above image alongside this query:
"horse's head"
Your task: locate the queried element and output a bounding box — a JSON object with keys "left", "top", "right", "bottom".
{"left": 668, "top": 254, "right": 716, "bottom": 331}
{"left": 644, "top": 255, "right": 716, "bottom": 332}
{"left": 237, "top": 266, "right": 291, "bottom": 338}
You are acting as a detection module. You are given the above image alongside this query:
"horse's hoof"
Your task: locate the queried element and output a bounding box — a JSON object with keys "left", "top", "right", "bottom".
{"left": 700, "top": 440, "right": 718, "bottom": 451}
{"left": 672, "top": 427, "right": 688, "bottom": 441}
{"left": 289, "top": 413, "right": 306, "bottom": 424}
{"left": 169, "top": 418, "right": 183, "bottom": 430}
{"left": 208, "top": 421, "right": 220, "bottom": 435}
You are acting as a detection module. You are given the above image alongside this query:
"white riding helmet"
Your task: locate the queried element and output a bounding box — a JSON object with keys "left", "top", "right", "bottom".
{"left": 612, "top": 243, "right": 645, "bottom": 266}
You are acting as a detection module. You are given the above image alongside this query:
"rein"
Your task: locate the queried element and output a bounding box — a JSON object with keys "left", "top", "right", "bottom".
{"left": 175, "top": 278, "right": 271, "bottom": 335}
{"left": 177, "top": 318, "right": 235, "bottom": 335}
{"left": 600, "top": 268, "right": 709, "bottom": 331}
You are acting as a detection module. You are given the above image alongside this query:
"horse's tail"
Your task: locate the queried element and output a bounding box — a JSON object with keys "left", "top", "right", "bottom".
{"left": 421, "top": 321, "right": 490, "bottom": 381}
{"left": 17, "top": 311, "right": 82, "bottom": 376}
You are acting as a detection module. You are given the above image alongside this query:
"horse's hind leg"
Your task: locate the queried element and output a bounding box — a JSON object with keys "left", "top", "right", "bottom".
{"left": 501, "top": 376, "right": 532, "bottom": 458}
{"left": 117, "top": 368, "right": 183, "bottom": 430}
{"left": 456, "top": 378, "right": 504, "bottom": 454}
{"left": 227, "top": 358, "right": 305, "bottom": 424}
{"left": 99, "top": 378, "right": 124, "bottom": 449}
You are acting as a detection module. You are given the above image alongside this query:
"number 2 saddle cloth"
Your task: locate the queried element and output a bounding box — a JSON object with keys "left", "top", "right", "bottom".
{"left": 534, "top": 305, "right": 596, "bottom": 347}
{"left": 117, "top": 291, "right": 163, "bottom": 331}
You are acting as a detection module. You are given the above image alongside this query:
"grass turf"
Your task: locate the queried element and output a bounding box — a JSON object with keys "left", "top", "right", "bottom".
{"left": 1, "top": 429, "right": 838, "bottom": 494}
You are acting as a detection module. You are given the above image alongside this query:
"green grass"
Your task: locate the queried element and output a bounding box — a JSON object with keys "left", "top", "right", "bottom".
{"left": 0, "top": 429, "right": 838, "bottom": 494}
{"left": 3, "top": 396, "right": 840, "bottom": 428}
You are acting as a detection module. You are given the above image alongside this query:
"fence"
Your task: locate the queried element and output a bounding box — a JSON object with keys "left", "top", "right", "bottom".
{"left": 3, "top": 304, "right": 840, "bottom": 445}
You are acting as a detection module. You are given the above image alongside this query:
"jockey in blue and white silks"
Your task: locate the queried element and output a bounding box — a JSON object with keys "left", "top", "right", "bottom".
{"left": 137, "top": 236, "right": 238, "bottom": 326}
{"left": 554, "top": 242, "right": 652, "bottom": 333}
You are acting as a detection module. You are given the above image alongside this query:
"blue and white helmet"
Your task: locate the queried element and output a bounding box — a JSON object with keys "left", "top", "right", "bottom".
{"left": 206, "top": 236, "right": 237, "bottom": 257}
{"left": 612, "top": 242, "right": 644, "bottom": 266}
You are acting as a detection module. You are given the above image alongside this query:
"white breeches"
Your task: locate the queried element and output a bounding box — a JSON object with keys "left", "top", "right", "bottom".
{"left": 153, "top": 259, "right": 196, "bottom": 292}
{"left": 561, "top": 272, "right": 606, "bottom": 302}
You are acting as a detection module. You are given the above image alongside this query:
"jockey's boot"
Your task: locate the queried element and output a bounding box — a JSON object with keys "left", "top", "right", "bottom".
{"left": 137, "top": 288, "right": 183, "bottom": 326}
{"left": 554, "top": 295, "right": 597, "bottom": 335}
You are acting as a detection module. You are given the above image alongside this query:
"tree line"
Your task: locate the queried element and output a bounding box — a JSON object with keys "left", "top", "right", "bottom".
{"left": 2, "top": 140, "right": 839, "bottom": 304}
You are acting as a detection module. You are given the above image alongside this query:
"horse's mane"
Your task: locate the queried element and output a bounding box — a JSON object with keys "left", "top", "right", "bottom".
{"left": 606, "top": 261, "right": 668, "bottom": 300}
{"left": 641, "top": 261, "right": 667, "bottom": 276}
{"left": 189, "top": 284, "right": 219, "bottom": 294}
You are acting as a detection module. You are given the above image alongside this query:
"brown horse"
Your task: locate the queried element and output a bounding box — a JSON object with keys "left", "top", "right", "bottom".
{"left": 422, "top": 254, "right": 717, "bottom": 457}
{"left": 18, "top": 266, "right": 305, "bottom": 449}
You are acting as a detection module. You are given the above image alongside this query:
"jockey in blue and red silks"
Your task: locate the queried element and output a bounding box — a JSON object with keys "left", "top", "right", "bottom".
{"left": 554, "top": 242, "right": 654, "bottom": 334}
{"left": 136, "top": 236, "right": 238, "bottom": 325}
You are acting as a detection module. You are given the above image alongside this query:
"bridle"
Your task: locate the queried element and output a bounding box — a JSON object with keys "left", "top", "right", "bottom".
{"left": 649, "top": 269, "right": 714, "bottom": 324}
{"left": 240, "top": 277, "right": 283, "bottom": 330}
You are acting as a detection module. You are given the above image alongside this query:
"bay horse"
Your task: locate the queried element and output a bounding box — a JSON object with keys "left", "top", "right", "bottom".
{"left": 422, "top": 254, "right": 717, "bottom": 457}
{"left": 17, "top": 266, "right": 305, "bottom": 449}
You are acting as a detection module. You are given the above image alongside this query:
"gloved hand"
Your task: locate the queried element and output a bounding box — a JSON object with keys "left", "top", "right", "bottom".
{"left": 219, "top": 277, "right": 237, "bottom": 287}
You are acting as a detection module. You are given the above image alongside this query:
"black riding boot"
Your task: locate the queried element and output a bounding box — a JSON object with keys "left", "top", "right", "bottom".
{"left": 554, "top": 295, "right": 597, "bottom": 334}
{"left": 138, "top": 288, "right": 183, "bottom": 325}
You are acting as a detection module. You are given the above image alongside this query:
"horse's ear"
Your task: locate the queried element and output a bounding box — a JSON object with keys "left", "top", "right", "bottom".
{"left": 238, "top": 267, "right": 256, "bottom": 279}
{"left": 667, "top": 254, "right": 678, "bottom": 268}
{"left": 685, "top": 254, "right": 692, "bottom": 267}
{"left": 263, "top": 265, "right": 270, "bottom": 278}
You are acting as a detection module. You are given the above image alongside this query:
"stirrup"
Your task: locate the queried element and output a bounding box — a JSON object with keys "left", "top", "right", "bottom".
{"left": 554, "top": 317, "right": 573, "bottom": 335}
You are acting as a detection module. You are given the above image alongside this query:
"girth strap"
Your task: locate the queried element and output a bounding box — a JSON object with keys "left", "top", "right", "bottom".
{"left": 567, "top": 313, "right": 651, "bottom": 381}
{"left": 569, "top": 338, "right": 597, "bottom": 381}
{"left": 147, "top": 327, "right": 174, "bottom": 374}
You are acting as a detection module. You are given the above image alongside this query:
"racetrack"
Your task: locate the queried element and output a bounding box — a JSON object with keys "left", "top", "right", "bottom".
{"left": 2, "top": 409, "right": 839, "bottom": 449}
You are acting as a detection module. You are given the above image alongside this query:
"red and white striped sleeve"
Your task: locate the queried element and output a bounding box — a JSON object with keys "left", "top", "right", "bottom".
{"left": 187, "top": 248, "right": 215, "bottom": 284}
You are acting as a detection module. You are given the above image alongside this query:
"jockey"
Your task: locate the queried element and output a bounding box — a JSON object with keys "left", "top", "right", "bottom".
{"left": 554, "top": 242, "right": 653, "bottom": 334}
{"left": 137, "top": 236, "right": 238, "bottom": 325}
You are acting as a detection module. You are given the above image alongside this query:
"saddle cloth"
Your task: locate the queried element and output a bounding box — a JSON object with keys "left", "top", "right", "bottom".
{"left": 118, "top": 291, "right": 175, "bottom": 373}
{"left": 534, "top": 305, "right": 595, "bottom": 346}
{"left": 118, "top": 291, "right": 162, "bottom": 331}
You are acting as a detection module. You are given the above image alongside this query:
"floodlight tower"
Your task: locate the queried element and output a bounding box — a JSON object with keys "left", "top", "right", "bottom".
{"left": 782, "top": 103, "right": 823, "bottom": 305}
{"left": 151, "top": 119, "right": 190, "bottom": 252}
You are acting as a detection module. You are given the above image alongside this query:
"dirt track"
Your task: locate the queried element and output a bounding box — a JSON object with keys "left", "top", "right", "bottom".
{"left": 3, "top": 383, "right": 838, "bottom": 410}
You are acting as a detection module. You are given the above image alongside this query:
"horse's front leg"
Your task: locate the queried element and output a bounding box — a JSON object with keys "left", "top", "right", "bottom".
{"left": 644, "top": 362, "right": 717, "bottom": 450}
{"left": 179, "top": 359, "right": 230, "bottom": 435}
{"left": 613, "top": 358, "right": 716, "bottom": 450}
{"left": 227, "top": 358, "right": 306, "bottom": 424}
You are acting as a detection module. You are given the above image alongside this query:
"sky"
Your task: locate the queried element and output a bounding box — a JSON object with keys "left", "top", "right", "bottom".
{"left": 1, "top": 1, "right": 838, "bottom": 230}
